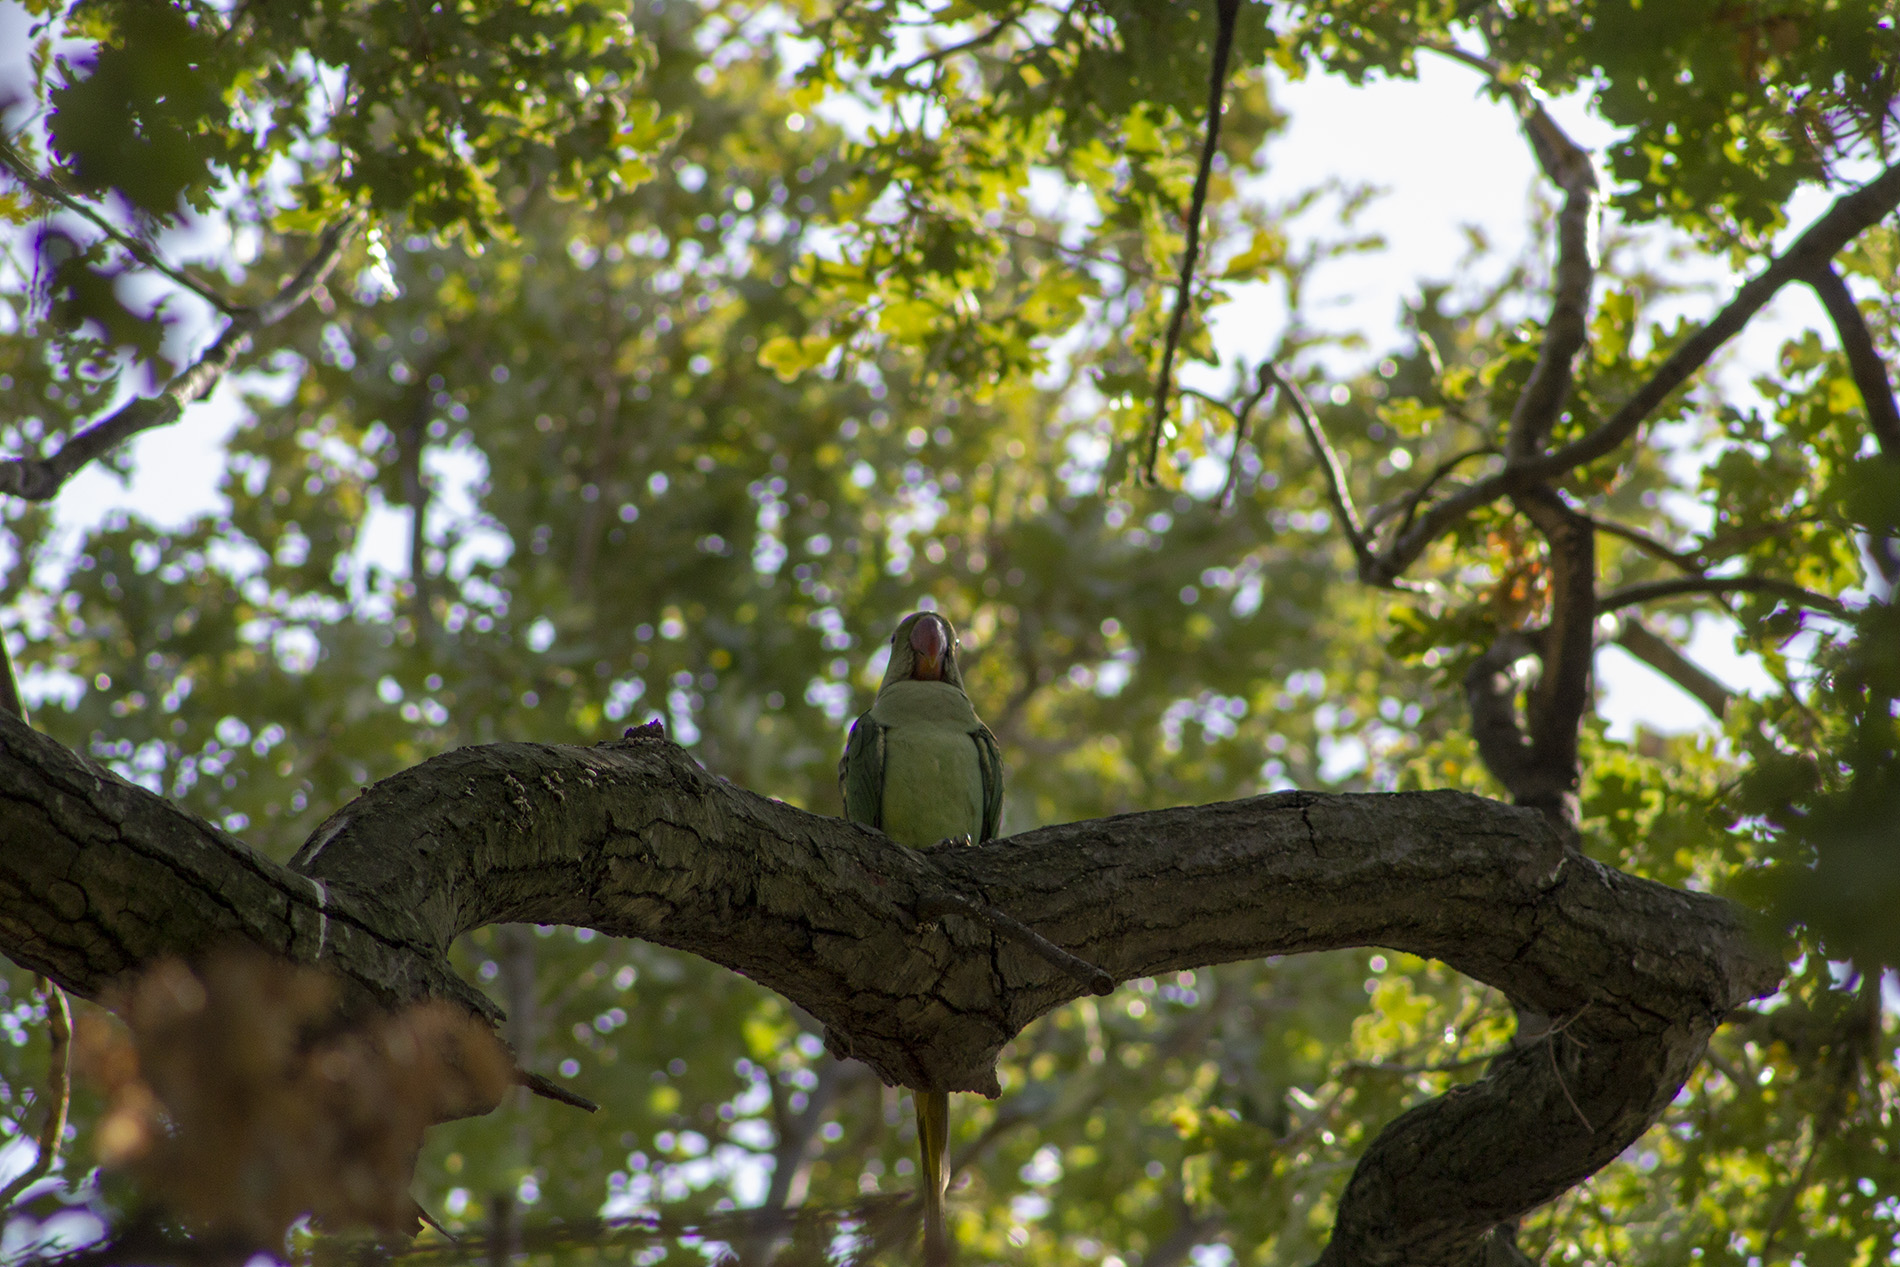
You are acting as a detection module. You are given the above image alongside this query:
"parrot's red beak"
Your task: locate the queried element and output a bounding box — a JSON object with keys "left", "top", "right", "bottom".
{"left": 908, "top": 615, "right": 949, "bottom": 681}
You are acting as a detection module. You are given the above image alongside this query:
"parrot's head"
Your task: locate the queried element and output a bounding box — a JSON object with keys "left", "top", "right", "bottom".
{"left": 883, "top": 611, "right": 966, "bottom": 689}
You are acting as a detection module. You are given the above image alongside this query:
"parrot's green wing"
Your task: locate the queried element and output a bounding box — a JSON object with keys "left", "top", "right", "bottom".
{"left": 974, "top": 722, "right": 1004, "bottom": 843}
{"left": 839, "top": 711, "right": 887, "bottom": 830}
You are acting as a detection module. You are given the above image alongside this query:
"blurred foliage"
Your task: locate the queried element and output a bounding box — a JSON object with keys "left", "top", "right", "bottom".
{"left": 2, "top": 1, "right": 1897, "bottom": 1265}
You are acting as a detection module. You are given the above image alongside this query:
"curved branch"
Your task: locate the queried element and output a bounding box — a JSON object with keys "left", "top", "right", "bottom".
{"left": 0, "top": 213, "right": 364, "bottom": 502}
{"left": 1801, "top": 259, "right": 1900, "bottom": 458}
{"left": 1527, "top": 160, "right": 1900, "bottom": 477}
{"left": 1265, "top": 364, "right": 1380, "bottom": 580}
{"left": 1463, "top": 629, "right": 1544, "bottom": 800}
{"left": 1598, "top": 575, "right": 1846, "bottom": 618}
{"left": 0, "top": 713, "right": 1781, "bottom": 1267}
{"left": 1141, "top": 0, "right": 1242, "bottom": 486}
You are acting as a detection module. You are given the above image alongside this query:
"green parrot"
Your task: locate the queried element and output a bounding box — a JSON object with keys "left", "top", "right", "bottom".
{"left": 839, "top": 611, "right": 1003, "bottom": 1267}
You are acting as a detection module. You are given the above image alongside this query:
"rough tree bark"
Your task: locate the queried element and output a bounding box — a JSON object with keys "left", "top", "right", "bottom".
{"left": 0, "top": 707, "right": 1779, "bottom": 1266}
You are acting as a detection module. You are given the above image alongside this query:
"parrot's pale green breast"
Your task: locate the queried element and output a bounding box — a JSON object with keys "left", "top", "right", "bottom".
{"left": 867, "top": 680, "right": 987, "bottom": 848}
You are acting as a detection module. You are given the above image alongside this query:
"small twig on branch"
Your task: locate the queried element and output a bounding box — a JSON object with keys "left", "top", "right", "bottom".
{"left": 1801, "top": 259, "right": 1900, "bottom": 458}
{"left": 0, "top": 212, "right": 365, "bottom": 502}
{"left": 0, "top": 135, "right": 238, "bottom": 316}
{"left": 0, "top": 982, "right": 72, "bottom": 1210}
{"left": 1263, "top": 363, "right": 1380, "bottom": 580}
{"left": 914, "top": 890, "right": 1115, "bottom": 996}
{"left": 1343, "top": 1049, "right": 1503, "bottom": 1077}
{"left": 516, "top": 1068, "right": 600, "bottom": 1113}
{"left": 1520, "top": 1004, "right": 1594, "bottom": 1132}
{"left": 1141, "top": 0, "right": 1242, "bottom": 486}
{"left": 1598, "top": 575, "right": 1847, "bottom": 618}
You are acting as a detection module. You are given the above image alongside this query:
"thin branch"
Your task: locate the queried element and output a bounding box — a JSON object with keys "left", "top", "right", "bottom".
{"left": 1598, "top": 575, "right": 1847, "bottom": 618}
{"left": 1220, "top": 363, "right": 1276, "bottom": 511}
{"left": 1613, "top": 618, "right": 1733, "bottom": 719}
{"left": 1584, "top": 515, "right": 1700, "bottom": 570}
{"left": 0, "top": 212, "right": 364, "bottom": 502}
{"left": 1343, "top": 1049, "right": 1504, "bottom": 1077}
{"left": 1141, "top": 0, "right": 1242, "bottom": 485}
{"left": 1370, "top": 160, "right": 1900, "bottom": 583}
{"left": 1415, "top": 41, "right": 1601, "bottom": 461}
{"left": 0, "top": 134, "right": 237, "bottom": 316}
{"left": 516, "top": 1069, "right": 599, "bottom": 1113}
{"left": 1365, "top": 445, "right": 1499, "bottom": 536}
{"left": 0, "top": 982, "right": 71, "bottom": 1210}
{"left": 1264, "top": 363, "right": 1380, "bottom": 580}
{"left": 879, "top": 10, "right": 1023, "bottom": 80}
{"left": 1801, "top": 259, "right": 1900, "bottom": 458}
{"left": 993, "top": 221, "right": 1151, "bottom": 277}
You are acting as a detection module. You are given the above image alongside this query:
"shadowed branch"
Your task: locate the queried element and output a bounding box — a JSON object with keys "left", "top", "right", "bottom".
{"left": 1801, "top": 259, "right": 1900, "bottom": 458}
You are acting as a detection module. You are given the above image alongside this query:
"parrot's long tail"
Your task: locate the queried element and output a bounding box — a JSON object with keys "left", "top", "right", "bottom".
{"left": 916, "top": 1089, "right": 951, "bottom": 1267}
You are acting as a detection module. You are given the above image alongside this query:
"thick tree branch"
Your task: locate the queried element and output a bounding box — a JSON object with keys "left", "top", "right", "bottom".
{"left": 1612, "top": 619, "right": 1732, "bottom": 719}
{"left": 1462, "top": 630, "right": 1543, "bottom": 802}
{"left": 0, "top": 214, "right": 364, "bottom": 503}
{"left": 1801, "top": 259, "right": 1900, "bottom": 458}
{"left": 1505, "top": 104, "right": 1598, "bottom": 462}
{"left": 1142, "top": 0, "right": 1242, "bottom": 486}
{"left": 1370, "top": 161, "right": 1900, "bottom": 584}
{"left": 0, "top": 712, "right": 1780, "bottom": 1266}
{"left": 1598, "top": 575, "right": 1847, "bottom": 618}
{"left": 1513, "top": 487, "right": 1596, "bottom": 826}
